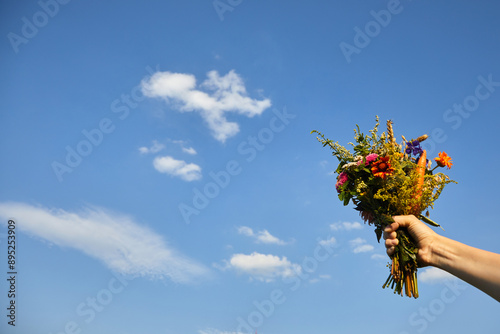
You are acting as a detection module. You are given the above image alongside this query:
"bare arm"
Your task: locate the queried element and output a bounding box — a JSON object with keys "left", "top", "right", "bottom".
{"left": 384, "top": 215, "right": 500, "bottom": 302}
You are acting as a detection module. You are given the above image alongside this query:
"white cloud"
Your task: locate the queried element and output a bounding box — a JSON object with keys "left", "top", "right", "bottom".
{"left": 349, "top": 238, "right": 374, "bottom": 253}
{"left": 330, "top": 221, "right": 363, "bottom": 231}
{"left": 182, "top": 146, "right": 197, "bottom": 155}
{"left": 319, "top": 237, "right": 337, "bottom": 247}
{"left": 419, "top": 267, "right": 455, "bottom": 284}
{"left": 237, "top": 226, "right": 286, "bottom": 245}
{"left": 256, "top": 230, "right": 286, "bottom": 245}
{"left": 228, "top": 252, "right": 300, "bottom": 282}
{"left": 319, "top": 274, "right": 331, "bottom": 279}
{"left": 237, "top": 226, "right": 254, "bottom": 237}
{"left": 199, "top": 329, "right": 244, "bottom": 334}
{"left": 0, "top": 202, "right": 209, "bottom": 283}
{"left": 141, "top": 70, "right": 272, "bottom": 143}
{"left": 138, "top": 140, "right": 165, "bottom": 154}
{"left": 153, "top": 155, "right": 202, "bottom": 181}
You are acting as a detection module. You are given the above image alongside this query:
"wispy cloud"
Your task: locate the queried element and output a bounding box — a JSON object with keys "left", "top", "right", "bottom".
{"left": 0, "top": 202, "right": 210, "bottom": 283}
{"left": 330, "top": 221, "right": 363, "bottom": 231}
{"left": 237, "top": 226, "right": 287, "bottom": 245}
{"left": 153, "top": 155, "right": 202, "bottom": 181}
{"left": 141, "top": 70, "right": 271, "bottom": 143}
{"left": 309, "top": 274, "right": 331, "bottom": 284}
{"left": 349, "top": 238, "right": 374, "bottom": 253}
{"left": 138, "top": 140, "right": 165, "bottom": 154}
{"left": 419, "top": 267, "right": 455, "bottom": 283}
{"left": 227, "top": 252, "right": 300, "bottom": 282}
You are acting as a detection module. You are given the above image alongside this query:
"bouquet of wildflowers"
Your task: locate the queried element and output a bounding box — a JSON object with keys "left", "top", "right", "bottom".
{"left": 312, "top": 117, "right": 455, "bottom": 298}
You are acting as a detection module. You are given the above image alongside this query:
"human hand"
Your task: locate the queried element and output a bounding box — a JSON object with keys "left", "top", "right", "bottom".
{"left": 383, "top": 215, "right": 440, "bottom": 267}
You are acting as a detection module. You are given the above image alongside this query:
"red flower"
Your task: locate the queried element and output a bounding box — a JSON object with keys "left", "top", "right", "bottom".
{"left": 371, "top": 156, "right": 394, "bottom": 179}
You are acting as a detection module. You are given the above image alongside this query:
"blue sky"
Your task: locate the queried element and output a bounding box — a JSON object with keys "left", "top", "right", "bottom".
{"left": 1, "top": 0, "right": 500, "bottom": 333}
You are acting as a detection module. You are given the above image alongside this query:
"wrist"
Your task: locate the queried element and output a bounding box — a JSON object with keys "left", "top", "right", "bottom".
{"left": 426, "top": 234, "right": 453, "bottom": 269}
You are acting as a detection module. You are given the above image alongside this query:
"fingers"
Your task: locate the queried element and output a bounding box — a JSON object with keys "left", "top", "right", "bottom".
{"left": 385, "top": 237, "right": 398, "bottom": 247}
{"left": 385, "top": 231, "right": 397, "bottom": 240}
{"left": 386, "top": 238, "right": 398, "bottom": 256}
{"left": 383, "top": 222, "right": 398, "bottom": 239}
{"left": 386, "top": 246, "right": 395, "bottom": 256}
{"left": 384, "top": 222, "right": 399, "bottom": 256}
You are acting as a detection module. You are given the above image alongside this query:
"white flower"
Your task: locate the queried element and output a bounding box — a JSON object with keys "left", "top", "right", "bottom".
{"left": 342, "top": 161, "right": 359, "bottom": 169}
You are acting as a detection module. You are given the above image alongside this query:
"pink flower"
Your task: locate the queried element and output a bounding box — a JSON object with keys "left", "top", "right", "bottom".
{"left": 365, "top": 153, "right": 379, "bottom": 165}
{"left": 335, "top": 172, "right": 348, "bottom": 192}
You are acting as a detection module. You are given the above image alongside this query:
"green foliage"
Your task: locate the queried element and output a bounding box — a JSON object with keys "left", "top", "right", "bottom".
{"left": 313, "top": 117, "right": 455, "bottom": 228}
{"left": 311, "top": 130, "right": 354, "bottom": 173}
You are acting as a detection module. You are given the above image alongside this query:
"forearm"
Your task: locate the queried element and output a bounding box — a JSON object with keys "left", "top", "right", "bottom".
{"left": 430, "top": 235, "right": 500, "bottom": 302}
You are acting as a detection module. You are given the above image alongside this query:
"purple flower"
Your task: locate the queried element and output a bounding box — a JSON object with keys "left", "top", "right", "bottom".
{"left": 405, "top": 140, "right": 423, "bottom": 156}
{"left": 335, "top": 172, "right": 348, "bottom": 193}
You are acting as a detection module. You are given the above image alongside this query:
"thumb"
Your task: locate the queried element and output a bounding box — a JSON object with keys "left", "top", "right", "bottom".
{"left": 392, "top": 215, "right": 415, "bottom": 229}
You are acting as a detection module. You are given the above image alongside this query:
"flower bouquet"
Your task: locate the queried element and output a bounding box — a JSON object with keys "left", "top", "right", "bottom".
{"left": 312, "top": 117, "right": 456, "bottom": 298}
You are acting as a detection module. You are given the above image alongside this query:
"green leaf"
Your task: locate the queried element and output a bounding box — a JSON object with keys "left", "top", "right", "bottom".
{"left": 418, "top": 214, "right": 442, "bottom": 229}
{"left": 375, "top": 227, "right": 382, "bottom": 243}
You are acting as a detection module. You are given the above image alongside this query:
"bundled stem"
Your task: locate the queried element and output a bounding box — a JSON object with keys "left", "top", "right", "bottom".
{"left": 382, "top": 228, "right": 419, "bottom": 298}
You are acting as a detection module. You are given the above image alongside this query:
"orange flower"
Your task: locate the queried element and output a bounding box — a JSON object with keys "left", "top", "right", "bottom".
{"left": 434, "top": 152, "right": 453, "bottom": 169}
{"left": 371, "top": 156, "right": 394, "bottom": 179}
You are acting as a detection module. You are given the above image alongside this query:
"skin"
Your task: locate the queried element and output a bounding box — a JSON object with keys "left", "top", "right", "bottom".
{"left": 384, "top": 215, "right": 500, "bottom": 302}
